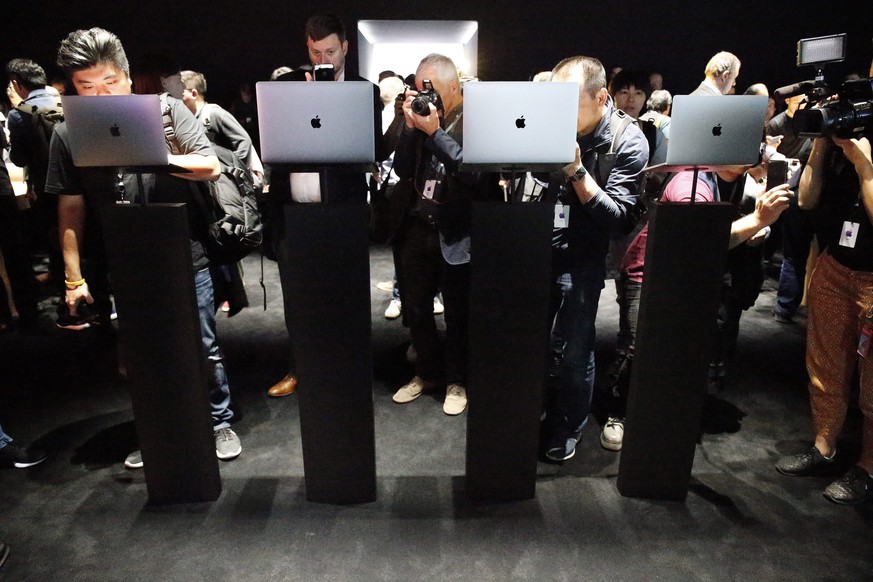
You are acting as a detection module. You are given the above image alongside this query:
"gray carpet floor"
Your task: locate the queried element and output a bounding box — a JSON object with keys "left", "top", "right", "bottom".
{"left": 0, "top": 246, "right": 871, "bottom": 582}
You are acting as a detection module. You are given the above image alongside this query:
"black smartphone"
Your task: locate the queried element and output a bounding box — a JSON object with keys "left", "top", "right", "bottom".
{"left": 313, "top": 64, "right": 334, "bottom": 81}
{"left": 767, "top": 159, "right": 789, "bottom": 188}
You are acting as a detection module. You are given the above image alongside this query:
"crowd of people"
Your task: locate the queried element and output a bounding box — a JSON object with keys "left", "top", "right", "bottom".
{"left": 1, "top": 13, "right": 872, "bottom": 536}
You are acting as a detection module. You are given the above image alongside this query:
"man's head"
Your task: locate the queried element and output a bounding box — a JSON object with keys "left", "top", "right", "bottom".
{"left": 704, "top": 51, "right": 741, "bottom": 95}
{"left": 551, "top": 55, "right": 608, "bottom": 135}
{"left": 609, "top": 69, "right": 649, "bottom": 119}
{"left": 648, "top": 72, "right": 663, "bottom": 91}
{"left": 647, "top": 89, "right": 672, "bottom": 115}
{"left": 180, "top": 70, "right": 207, "bottom": 113}
{"left": 6, "top": 58, "right": 48, "bottom": 99}
{"left": 56, "top": 28, "right": 132, "bottom": 96}
{"left": 305, "top": 13, "right": 348, "bottom": 80}
{"left": 785, "top": 93, "right": 805, "bottom": 117}
{"left": 415, "top": 53, "right": 461, "bottom": 116}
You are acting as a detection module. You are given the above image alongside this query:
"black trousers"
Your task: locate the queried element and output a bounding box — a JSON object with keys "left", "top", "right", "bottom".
{"left": 394, "top": 218, "right": 469, "bottom": 387}
{"left": 0, "top": 195, "right": 38, "bottom": 327}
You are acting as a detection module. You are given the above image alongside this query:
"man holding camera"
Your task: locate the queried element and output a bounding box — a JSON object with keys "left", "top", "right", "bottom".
{"left": 265, "top": 12, "right": 385, "bottom": 398}
{"left": 389, "top": 54, "right": 500, "bottom": 415}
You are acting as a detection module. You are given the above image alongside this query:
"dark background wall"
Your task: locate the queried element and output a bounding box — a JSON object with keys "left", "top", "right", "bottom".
{"left": 2, "top": 1, "right": 870, "bottom": 107}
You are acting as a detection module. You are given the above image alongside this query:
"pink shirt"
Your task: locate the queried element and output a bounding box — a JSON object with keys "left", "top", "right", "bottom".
{"left": 620, "top": 171, "right": 715, "bottom": 283}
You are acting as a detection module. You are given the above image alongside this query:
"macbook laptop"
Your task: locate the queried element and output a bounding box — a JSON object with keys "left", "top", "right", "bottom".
{"left": 461, "top": 81, "right": 579, "bottom": 172}
{"left": 61, "top": 94, "right": 183, "bottom": 172}
{"left": 256, "top": 81, "right": 376, "bottom": 167}
{"left": 645, "top": 95, "right": 768, "bottom": 172}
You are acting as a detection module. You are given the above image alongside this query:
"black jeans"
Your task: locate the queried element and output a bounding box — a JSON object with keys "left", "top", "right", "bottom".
{"left": 0, "top": 196, "right": 38, "bottom": 327}
{"left": 394, "top": 218, "right": 469, "bottom": 386}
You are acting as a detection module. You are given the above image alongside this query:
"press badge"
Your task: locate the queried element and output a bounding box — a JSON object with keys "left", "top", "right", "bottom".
{"left": 554, "top": 204, "right": 569, "bottom": 228}
{"left": 422, "top": 179, "right": 439, "bottom": 200}
{"left": 858, "top": 324, "right": 872, "bottom": 358}
{"left": 840, "top": 221, "right": 860, "bottom": 248}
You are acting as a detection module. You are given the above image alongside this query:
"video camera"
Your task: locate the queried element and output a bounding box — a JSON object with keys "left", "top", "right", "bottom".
{"left": 776, "top": 34, "right": 873, "bottom": 139}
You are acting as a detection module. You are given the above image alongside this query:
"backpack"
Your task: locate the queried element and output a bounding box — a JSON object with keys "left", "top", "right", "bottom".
{"left": 595, "top": 109, "right": 663, "bottom": 234}
{"left": 159, "top": 93, "right": 263, "bottom": 264}
{"left": 198, "top": 102, "right": 265, "bottom": 192}
{"left": 13, "top": 98, "right": 64, "bottom": 194}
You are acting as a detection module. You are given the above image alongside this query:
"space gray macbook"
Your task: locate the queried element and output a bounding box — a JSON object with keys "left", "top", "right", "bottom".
{"left": 61, "top": 94, "right": 176, "bottom": 171}
{"left": 256, "top": 81, "right": 376, "bottom": 166}
{"left": 646, "top": 95, "right": 768, "bottom": 172}
{"left": 461, "top": 81, "right": 579, "bottom": 172}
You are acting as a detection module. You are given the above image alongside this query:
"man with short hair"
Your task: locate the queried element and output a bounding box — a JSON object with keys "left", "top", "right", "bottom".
{"left": 265, "top": 13, "right": 384, "bottom": 398}
{"left": 44, "top": 27, "right": 243, "bottom": 466}
{"left": 641, "top": 89, "right": 672, "bottom": 139}
{"left": 544, "top": 56, "right": 649, "bottom": 461}
{"left": 390, "top": 53, "right": 500, "bottom": 415}
{"left": 691, "top": 51, "right": 741, "bottom": 96}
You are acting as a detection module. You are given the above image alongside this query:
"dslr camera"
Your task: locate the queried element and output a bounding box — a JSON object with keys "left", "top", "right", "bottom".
{"left": 411, "top": 80, "right": 443, "bottom": 116}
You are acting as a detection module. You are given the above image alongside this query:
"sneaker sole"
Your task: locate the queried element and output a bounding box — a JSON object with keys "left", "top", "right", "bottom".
{"left": 545, "top": 449, "right": 576, "bottom": 462}
{"left": 600, "top": 434, "right": 622, "bottom": 451}
{"left": 56, "top": 322, "right": 91, "bottom": 331}
{"left": 13, "top": 457, "right": 47, "bottom": 469}
{"left": 216, "top": 447, "right": 241, "bottom": 461}
{"left": 822, "top": 490, "right": 873, "bottom": 506}
{"left": 124, "top": 461, "right": 143, "bottom": 470}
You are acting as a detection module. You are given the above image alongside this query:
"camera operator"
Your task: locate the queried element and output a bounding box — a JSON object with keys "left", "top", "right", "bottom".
{"left": 775, "top": 131, "right": 873, "bottom": 505}
{"left": 389, "top": 54, "right": 500, "bottom": 416}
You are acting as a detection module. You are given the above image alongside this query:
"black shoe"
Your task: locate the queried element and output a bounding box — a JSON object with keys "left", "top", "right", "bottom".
{"left": 823, "top": 466, "right": 873, "bottom": 505}
{"left": 0, "top": 542, "right": 9, "bottom": 569}
{"left": 55, "top": 302, "right": 100, "bottom": 331}
{"left": 0, "top": 443, "right": 47, "bottom": 469}
{"left": 775, "top": 445, "right": 834, "bottom": 476}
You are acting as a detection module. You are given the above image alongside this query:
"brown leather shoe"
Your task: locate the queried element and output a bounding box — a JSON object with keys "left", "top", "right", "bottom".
{"left": 267, "top": 373, "right": 297, "bottom": 397}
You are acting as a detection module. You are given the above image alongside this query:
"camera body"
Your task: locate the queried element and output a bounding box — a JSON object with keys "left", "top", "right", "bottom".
{"left": 794, "top": 78, "right": 873, "bottom": 139}
{"left": 411, "top": 80, "right": 443, "bottom": 116}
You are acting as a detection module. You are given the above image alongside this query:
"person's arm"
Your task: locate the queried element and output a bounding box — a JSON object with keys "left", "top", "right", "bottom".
{"left": 210, "top": 105, "right": 253, "bottom": 163}
{"left": 833, "top": 136, "right": 873, "bottom": 223}
{"left": 167, "top": 99, "right": 220, "bottom": 181}
{"left": 564, "top": 124, "right": 649, "bottom": 232}
{"left": 168, "top": 152, "right": 220, "bottom": 181}
{"left": 6, "top": 111, "right": 33, "bottom": 168}
{"left": 728, "top": 183, "right": 792, "bottom": 248}
{"left": 58, "top": 194, "right": 93, "bottom": 314}
{"left": 798, "top": 137, "right": 829, "bottom": 210}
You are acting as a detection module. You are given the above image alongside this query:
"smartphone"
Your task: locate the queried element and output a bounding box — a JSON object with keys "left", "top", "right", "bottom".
{"left": 313, "top": 64, "right": 334, "bottom": 81}
{"left": 767, "top": 159, "right": 789, "bottom": 188}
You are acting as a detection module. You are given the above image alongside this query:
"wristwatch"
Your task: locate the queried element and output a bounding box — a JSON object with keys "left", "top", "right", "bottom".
{"left": 568, "top": 165, "right": 587, "bottom": 183}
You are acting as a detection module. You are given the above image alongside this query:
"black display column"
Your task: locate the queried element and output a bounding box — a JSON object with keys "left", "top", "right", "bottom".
{"left": 277, "top": 203, "right": 377, "bottom": 505}
{"left": 465, "top": 202, "right": 553, "bottom": 501}
{"left": 616, "top": 201, "right": 735, "bottom": 501}
{"left": 103, "top": 203, "right": 222, "bottom": 505}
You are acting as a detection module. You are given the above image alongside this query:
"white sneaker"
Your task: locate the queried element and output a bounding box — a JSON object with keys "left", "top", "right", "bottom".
{"left": 376, "top": 281, "right": 394, "bottom": 292}
{"left": 443, "top": 384, "right": 467, "bottom": 415}
{"left": 393, "top": 376, "right": 426, "bottom": 403}
{"left": 600, "top": 417, "right": 624, "bottom": 451}
{"left": 384, "top": 299, "right": 402, "bottom": 320}
{"left": 433, "top": 297, "right": 444, "bottom": 315}
{"left": 215, "top": 427, "right": 242, "bottom": 461}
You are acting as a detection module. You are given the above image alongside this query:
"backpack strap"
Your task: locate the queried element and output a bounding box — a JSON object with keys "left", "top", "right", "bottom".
{"left": 596, "top": 109, "right": 635, "bottom": 187}
{"left": 159, "top": 93, "right": 182, "bottom": 155}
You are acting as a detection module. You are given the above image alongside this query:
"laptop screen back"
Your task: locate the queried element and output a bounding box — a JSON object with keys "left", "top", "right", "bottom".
{"left": 658, "top": 95, "right": 768, "bottom": 170}
{"left": 462, "top": 81, "right": 579, "bottom": 171}
{"left": 61, "top": 94, "right": 169, "bottom": 168}
{"left": 256, "top": 81, "right": 376, "bottom": 165}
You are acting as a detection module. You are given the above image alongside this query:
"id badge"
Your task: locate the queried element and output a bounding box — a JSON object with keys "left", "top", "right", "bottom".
{"left": 422, "top": 179, "right": 439, "bottom": 200}
{"left": 554, "top": 204, "right": 569, "bottom": 229}
{"left": 839, "top": 221, "right": 860, "bottom": 248}
{"left": 858, "top": 323, "right": 872, "bottom": 357}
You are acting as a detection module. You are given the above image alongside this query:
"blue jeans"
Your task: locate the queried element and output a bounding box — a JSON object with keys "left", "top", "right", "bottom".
{"left": 549, "top": 265, "right": 605, "bottom": 438}
{"left": 0, "top": 420, "right": 10, "bottom": 448}
{"left": 775, "top": 199, "right": 814, "bottom": 318}
{"left": 195, "top": 268, "right": 233, "bottom": 430}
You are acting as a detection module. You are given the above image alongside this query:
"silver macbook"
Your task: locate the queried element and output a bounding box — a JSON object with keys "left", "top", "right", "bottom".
{"left": 461, "top": 81, "right": 579, "bottom": 171}
{"left": 256, "top": 81, "right": 376, "bottom": 165}
{"left": 61, "top": 94, "right": 170, "bottom": 168}
{"left": 646, "top": 95, "right": 768, "bottom": 172}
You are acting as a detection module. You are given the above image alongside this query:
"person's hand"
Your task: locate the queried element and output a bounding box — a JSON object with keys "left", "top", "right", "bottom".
{"left": 833, "top": 136, "right": 872, "bottom": 169}
{"left": 746, "top": 226, "right": 770, "bottom": 246}
{"left": 410, "top": 102, "right": 440, "bottom": 136}
{"left": 402, "top": 89, "right": 417, "bottom": 128}
{"left": 65, "top": 282, "right": 94, "bottom": 317}
{"left": 562, "top": 143, "right": 583, "bottom": 178}
{"left": 6, "top": 82, "right": 22, "bottom": 107}
{"left": 755, "top": 182, "right": 793, "bottom": 226}
{"left": 766, "top": 134, "right": 783, "bottom": 149}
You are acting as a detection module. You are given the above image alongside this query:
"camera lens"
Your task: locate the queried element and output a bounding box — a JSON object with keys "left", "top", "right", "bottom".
{"left": 411, "top": 96, "right": 430, "bottom": 116}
